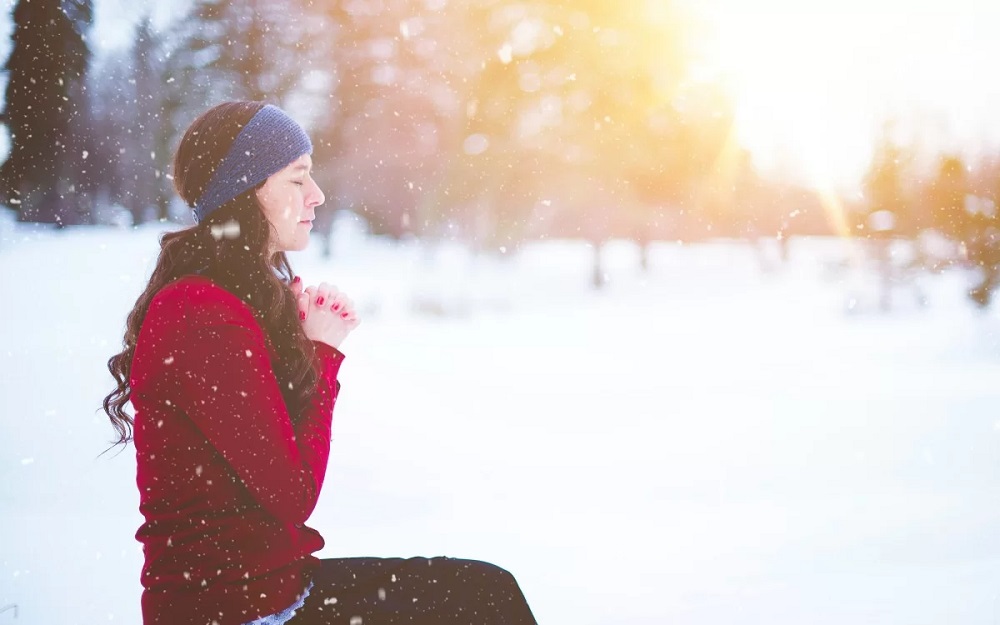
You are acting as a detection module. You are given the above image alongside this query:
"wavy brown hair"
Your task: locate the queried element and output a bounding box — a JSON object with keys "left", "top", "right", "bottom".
{"left": 101, "top": 100, "right": 320, "bottom": 446}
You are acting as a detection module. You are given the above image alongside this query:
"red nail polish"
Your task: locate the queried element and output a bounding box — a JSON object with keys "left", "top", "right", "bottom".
{"left": 332, "top": 303, "right": 340, "bottom": 311}
{"left": 299, "top": 311, "right": 306, "bottom": 320}
{"left": 341, "top": 311, "right": 349, "bottom": 318}
{"left": 317, "top": 297, "right": 324, "bottom": 306}
{"left": 292, "top": 276, "right": 301, "bottom": 283}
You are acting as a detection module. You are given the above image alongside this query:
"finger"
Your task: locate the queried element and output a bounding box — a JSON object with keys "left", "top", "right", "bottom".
{"left": 303, "top": 286, "right": 320, "bottom": 309}
{"left": 289, "top": 276, "right": 303, "bottom": 297}
{"left": 328, "top": 292, "right": 349, "bottom": 313}
{"left": 314, "top": 286, "right": 333, "bottom": 309}
{"left": 318, "top": 282, "right": 340, "bottom": 300}
{"left": 314, "top": 282, "right": 339, "bottom": 309}
{"left": 296, "top": 292, "right": 310, "bottom": 321}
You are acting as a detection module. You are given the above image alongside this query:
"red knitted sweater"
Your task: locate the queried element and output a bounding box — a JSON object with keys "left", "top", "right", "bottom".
{"left": 129, "top": 275, "right": 344, "bottom": 625}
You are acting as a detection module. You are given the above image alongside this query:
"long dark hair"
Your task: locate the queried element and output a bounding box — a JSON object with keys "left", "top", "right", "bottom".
{"left": 101, "top": 101, "right": 320, "bottom": 446}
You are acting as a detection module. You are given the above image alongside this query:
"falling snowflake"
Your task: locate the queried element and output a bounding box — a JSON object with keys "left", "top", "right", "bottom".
{"left": 497, "top": 43, "right": 513, "bottom": 64}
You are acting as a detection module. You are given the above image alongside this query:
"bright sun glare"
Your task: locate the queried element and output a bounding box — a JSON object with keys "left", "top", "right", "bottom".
{"left": 684, "top": 0, "right": 1000, "bottom": 193}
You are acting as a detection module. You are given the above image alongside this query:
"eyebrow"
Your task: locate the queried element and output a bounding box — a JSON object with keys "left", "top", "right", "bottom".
{"left": 291, "top": 164, "right": 311, "bottom": 172}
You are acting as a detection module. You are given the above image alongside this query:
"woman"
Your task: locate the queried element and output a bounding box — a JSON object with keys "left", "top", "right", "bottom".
{"left": 102, "top": 101, "right": 537, "bottom": 625}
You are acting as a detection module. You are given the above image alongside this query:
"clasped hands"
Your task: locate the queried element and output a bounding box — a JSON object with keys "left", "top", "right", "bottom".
{"left": 290, "top": 276, "right": 360, "bottom": 350}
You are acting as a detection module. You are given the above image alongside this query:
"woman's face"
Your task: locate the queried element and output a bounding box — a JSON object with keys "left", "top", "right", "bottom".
{"left": 255, "top": 154, "right": 325, "bottom": 253}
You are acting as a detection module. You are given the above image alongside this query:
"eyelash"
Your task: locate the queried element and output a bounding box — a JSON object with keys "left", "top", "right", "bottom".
{"left": 292, "top": 181, "right": 305, "bottom": 186}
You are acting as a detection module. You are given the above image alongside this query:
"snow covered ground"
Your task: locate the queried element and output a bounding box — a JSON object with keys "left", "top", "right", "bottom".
{"left": 2, "top": 218, "right": 1000, "bottom": 625}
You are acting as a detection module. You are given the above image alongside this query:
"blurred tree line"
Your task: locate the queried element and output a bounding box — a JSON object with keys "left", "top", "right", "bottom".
{"left": 1, "top": 0, "right": 997, "bottom": 300}
{"left": 854, "top": 121, "right": 1000, "bottom": 307}
{"left": 0, "top": 1, "right": 824, "bottom": 236}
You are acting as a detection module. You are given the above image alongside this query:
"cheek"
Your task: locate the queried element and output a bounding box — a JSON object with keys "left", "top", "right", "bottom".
{"left": 258, "top": 187, "right": 284, "bottom": 217}
{"left": 266, "top": 192, "right": 297, "bottom": 222}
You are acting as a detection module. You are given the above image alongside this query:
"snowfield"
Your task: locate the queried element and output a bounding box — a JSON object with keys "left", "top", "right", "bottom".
{"left": 1, "top": 218, "right": 999, "bottom": 625}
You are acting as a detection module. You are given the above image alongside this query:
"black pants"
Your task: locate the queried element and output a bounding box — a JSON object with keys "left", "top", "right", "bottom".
{"left": 289, "top": 557, "right": 538, "bottom": 624}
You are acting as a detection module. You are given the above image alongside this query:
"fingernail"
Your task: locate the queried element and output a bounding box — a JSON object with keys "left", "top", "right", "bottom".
{"left": 292, "top": 276, "right": 300, "bottom": 283}
{"left": 317, "top": 297, "right": 325, "bottom": 306}
{"left": 299, "top": 311, "right": 306, "bottom": 320}
{"left": 332, "top": 303, "right": 340, "bottom": 311}
{"left": 341, "top": 311, "right": 349, "bottom": 318}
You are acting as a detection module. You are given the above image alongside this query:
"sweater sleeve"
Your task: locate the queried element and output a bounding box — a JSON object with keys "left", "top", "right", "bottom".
{"left": 171, "top": 285, "right": 344, "bottom": 526}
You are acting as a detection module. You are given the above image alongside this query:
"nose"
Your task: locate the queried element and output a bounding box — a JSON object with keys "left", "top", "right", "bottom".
{"left": 307, "top": 177, "right": 325, "bottom": 209}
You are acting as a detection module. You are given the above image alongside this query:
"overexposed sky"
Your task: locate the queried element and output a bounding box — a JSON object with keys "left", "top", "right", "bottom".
{"left": 91, "top": 0, "right": 177, "bottom": 48}
{"left": 682, "top": 0, "right": 1000, "bottom": 191}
